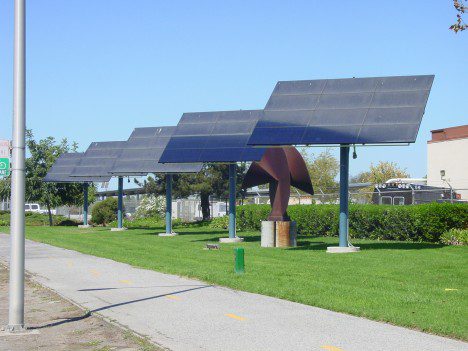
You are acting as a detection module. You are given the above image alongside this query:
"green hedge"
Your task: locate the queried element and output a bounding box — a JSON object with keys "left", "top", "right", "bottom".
{"left": 0, "top": 211, "right": 76, "bottom": 226}
{"left": 236, "top": 203, "right": 468, "bottom": 242}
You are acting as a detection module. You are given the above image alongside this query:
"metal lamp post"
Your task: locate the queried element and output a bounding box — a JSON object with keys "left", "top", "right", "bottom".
{"left": 8, "top": 0, "right": 26, "bottom": 332}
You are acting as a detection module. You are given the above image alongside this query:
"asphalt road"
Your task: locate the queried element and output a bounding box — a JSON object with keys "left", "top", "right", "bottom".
{"left": 0, "top": 234, "right": 466, "bottom": 351}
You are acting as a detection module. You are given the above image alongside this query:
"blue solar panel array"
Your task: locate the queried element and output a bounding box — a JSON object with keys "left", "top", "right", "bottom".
{"left": 248, "top": 75, "right": 434, "bottom": 146}
{"left": 159, "top": 110, "right": 266, "bottom": 163}
{"left": 110, "top": 127, "right": 202, "bottom": 175}
{"left": 44, "top": 153, "right": 111, "bottom": 183}
{"left": 71, "top": 141, "right": 126, "bottom": 178}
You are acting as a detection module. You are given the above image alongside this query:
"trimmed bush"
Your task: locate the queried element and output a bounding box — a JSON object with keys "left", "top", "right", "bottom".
{"left": 440, "top": 228, "right": 468, "bottom": 245}
{"left": 209, "top": 215, "right": 229, "bottom": 229}
{"left": 236, "top": 203, "right": 468, "bottom": 242}
{"left": 91, "top": 198, "right": 119, "bottom": 226}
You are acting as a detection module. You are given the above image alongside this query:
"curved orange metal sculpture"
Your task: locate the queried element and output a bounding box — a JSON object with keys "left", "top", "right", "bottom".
{"left": 242, "top": 147, "right": 314, "bottom": 221}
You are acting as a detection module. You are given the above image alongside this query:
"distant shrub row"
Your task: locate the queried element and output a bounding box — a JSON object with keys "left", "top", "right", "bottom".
{"left": 0, "top": 211, "right": 79, "bottom": 227}
{"left": 236, "top": 203, "right": 468, "bottom": 242}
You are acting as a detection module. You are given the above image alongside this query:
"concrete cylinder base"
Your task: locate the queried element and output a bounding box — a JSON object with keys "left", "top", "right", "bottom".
{"left": 77, "top": 225, "right": 92, "bottom": 229}
{"left": 110, "top": 227, "right": 128, "bottom": 232}
{"left": 326, "top": 246, "right": 361, "bottom": 253}
{"left": 219, "top": 237, "right": 244, "bottom": 243}
{"left": 261, "top": 221, "right": 275, "bottom": 247}
{"left": 158, "top": 233, "right": 178, "bottom": 237}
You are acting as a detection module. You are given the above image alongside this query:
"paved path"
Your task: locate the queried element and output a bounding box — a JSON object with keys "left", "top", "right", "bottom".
{"left": 0, "top": 234, "right": 466, "bottom": 351}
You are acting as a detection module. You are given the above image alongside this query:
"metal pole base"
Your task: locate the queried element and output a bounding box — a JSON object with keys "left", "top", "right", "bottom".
{"left": 1, "top": 324, "right": 38, "bottom": 335}
{"left": 110, "top": 227, "right": 127, "bottom": 232}
{"left": 326, "top": 246, "right": 360, "bottom": 253}
{"left": 219, "top": 237, "right": 244, "bottom": 243}
{"left": 77, "top": 224, "right": 92, "bottom": 229}
{"left": 158, "top": 232, "right": 178, "bottom": 237}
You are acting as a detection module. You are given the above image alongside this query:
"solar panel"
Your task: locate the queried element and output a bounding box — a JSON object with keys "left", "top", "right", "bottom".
{"left": 110, "top": 127, "right": 202, "bottom": 175}
{"left": 71, "top": 141, "right": 126, "bottom": 177}
{"left": 248, "top": 75, "right": 434, "bottom": 146}
{"left": 44, "top": 153, "right": 111, "bottom": 183}
{"left": 159, "top": 110, "right": 266, "bottom": 163}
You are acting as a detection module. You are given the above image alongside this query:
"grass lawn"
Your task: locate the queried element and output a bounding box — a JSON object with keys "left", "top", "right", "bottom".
{"left": 1, "top": 224, "right": 467, "bottom": 340}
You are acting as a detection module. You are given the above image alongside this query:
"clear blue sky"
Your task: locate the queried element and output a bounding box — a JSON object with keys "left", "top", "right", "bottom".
{"left": 0, "top": 1, "right": 466, "bottom": 180}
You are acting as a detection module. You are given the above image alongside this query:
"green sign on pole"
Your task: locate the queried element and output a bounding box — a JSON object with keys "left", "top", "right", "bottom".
{"left": 0, "top": 158, "right": 10, "bottom": 177}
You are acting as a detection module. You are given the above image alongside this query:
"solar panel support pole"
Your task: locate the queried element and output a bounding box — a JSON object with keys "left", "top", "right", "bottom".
{"left": 83, "top": 183, "right": 89, "bottom": 226}
{"left": 220, "top": 163, "right": 243, "bottom": 243}
{"left": 229, "top": 163, "right": 236, "bottom": 238}
{"left": 327, "top": 144, "right": 359, "bottom": 252}
{"left": 339, "top": 145, "right": 349, "bottom": 247}
{"left": 165, "top": 174, "right": 172, "bottom": 234}
{"left": 117, "top": 177, "right": 123, "bottom": 228}
{"left": 7, "top": 0, "right": 26, "bottom": 332}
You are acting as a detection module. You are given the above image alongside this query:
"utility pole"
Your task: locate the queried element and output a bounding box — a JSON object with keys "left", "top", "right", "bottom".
{"left": 8, "top": 0, "right": 26, "bottom": 332}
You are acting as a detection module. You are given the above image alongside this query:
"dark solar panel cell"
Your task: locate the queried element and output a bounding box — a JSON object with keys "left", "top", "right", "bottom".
{"left": 109, "top": 126, "right": 202, "bottom": 175}
{"left": 159, "top": 110, "right": 266, "bottom": 163}
{"left": 258, "top": 110, "right": 311, "bottom": 128}
{"left": 174, "top": 123, "right": 213, "bottom": 136}
{"left": 44, "top": 153, "right": 110, "bottom": 183}
{"left": 266, "top": 94, "right": 320, "bottom": 110}
{"left": 322, "top": 77, "right": 378, "bottom": 93}
{"left": 212, "top": 122, "right": 255, "bottom": 135}
{"left": 303, "top": 126, "right": 361, "bottom": 144}
{"left": 310, "top": 109, "right": 366, "bottom": 126}
{"left": 371, "top": 90, "right": 429, "bottom": 108}
{"left": 248, "top": 75, "right": 434, "bottom": 146}
{"left": 365, "top": 107, "right": 424, "bottom": 124}
{"left": 356, "top": 124, "right": 420, "bottom": 144}
{"left": 317, "top": 93, "right": 373, "bottom": 109}
{"left": 273, "top": 79, "right": 326, "bottom": 94}
{"left": 249, "top": 126, "right": 305, "bottom": 145}
{"left": 376, "top": 75, "right": 434, "bottom": 92}
{"left": 166, "top": 136, "right": 209, "bottom": 149}
{"left": 180, "top": 112, "right": 218, "bottom": 124}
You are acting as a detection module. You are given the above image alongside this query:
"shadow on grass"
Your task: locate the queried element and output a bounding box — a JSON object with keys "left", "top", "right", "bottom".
{"left": 127, "top": 229, "right": 229, "bottom": 236}
{"left": 290, "top": 239, "right": 444, "bottom": 251}
{"left": 31, "top": 285, "right": 211, "bottom": 330}
{"left": 189, "top": 234, "right": 261, "bottom": 243}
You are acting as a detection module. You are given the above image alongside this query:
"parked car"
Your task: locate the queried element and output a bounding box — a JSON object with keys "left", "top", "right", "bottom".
{"left": 24, "top": 203, "right": 56, "bottom": 215}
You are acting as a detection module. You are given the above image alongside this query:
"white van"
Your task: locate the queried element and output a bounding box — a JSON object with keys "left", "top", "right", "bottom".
{"left": 24, "top": 203, "right": 55, "bottom": 215}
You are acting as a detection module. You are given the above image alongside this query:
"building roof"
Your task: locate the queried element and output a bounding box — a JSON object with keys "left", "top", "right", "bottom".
{"left": 428, "top": 124, "right": 468, "bottom": 143}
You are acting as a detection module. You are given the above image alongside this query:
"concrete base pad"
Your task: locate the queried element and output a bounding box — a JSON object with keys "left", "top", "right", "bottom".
{"left": 1, "top": 326, "right": 39, "bottom": 335}
{"left": 327, "top": 246, "right": 360, "bottom": 253}
{"left": 219, "top": 237, "right": 244, "bottom": 243}
{"left": 78, "top": 224, "right": 92, "bottom": 229}
{"left": 110, "top": 227, "right": 128, "bottom": 232}
{"left": 158, "top": 233, "right": 178, "bottom": 237}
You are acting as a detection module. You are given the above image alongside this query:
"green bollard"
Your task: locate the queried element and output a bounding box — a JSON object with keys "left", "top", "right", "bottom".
{"left": 234, "top": 247, "right": 245, "bottom": 274}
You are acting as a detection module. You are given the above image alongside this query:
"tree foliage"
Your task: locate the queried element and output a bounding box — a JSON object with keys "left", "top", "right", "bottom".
{"left": 91, "top": 197, "right": 118, "bottom": 226}
{"left": 301, "top": 148, "right": 339, "bottom": 193}
{"left": 25, "top": 130, "right": 95, "bottom": 225}
{"left": 136, "top": 163, "right": 247, "bottom": 220}
{"left": 353, "top": 161, "right": 410, "bottom": 185}
{"left": 450, "top": 0, "right": 467, "bottom": 33}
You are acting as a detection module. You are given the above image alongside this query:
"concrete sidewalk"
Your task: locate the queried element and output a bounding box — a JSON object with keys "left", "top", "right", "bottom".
{"left": 0, "top": 234, "right": 466, "bottom": 351}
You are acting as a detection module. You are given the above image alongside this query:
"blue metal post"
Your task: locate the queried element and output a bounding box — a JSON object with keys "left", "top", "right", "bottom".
{"left": 117, "top": 176, "right": 123, "bottom": 229}
{"left": 339, "top": 145, "right": 350, "bottom": 247}
{"left": 83, "top": 183, "right": 89, "bottom": 226}
{"left": 165, "top": 174, "right": 172, "bottom": 234}
{"left": 228, "top": 163, "right": 236, "bottom": 238}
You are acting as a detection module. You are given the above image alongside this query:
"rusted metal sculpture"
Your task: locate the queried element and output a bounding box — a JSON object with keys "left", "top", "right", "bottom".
{"left": 242, "top": 147, "right": 313, "bottom": 221}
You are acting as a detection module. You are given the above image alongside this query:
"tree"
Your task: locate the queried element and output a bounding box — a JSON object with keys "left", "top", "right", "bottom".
{"left": 353, "top": 161, "right": 410, "bottom": 185}
{"left": 137, "top": 163, "right": 247, "bottom": 220}
{"left": 25, "top": 130, "right": 92, "bottom": 225}
{"left": 450, "top": 0, "right": 467, "bottom": 33}
{"left": 301, "top": 148, "right": 339, "bottom": 193}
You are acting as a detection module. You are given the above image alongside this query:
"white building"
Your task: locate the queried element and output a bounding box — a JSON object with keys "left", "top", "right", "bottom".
{"left": 427, "top": 125, "right": 468, "bottom": 200}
